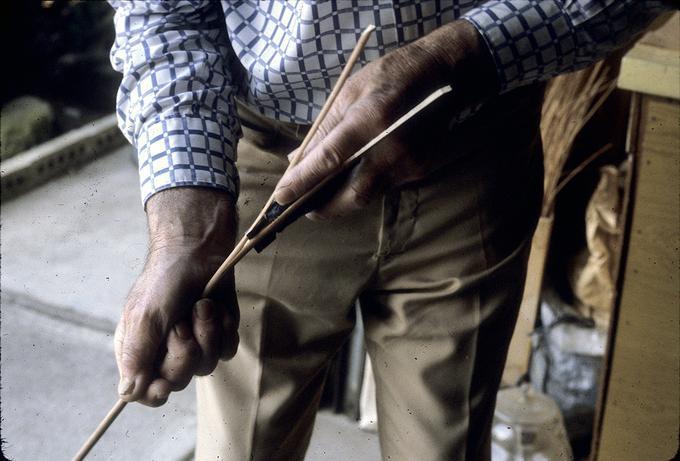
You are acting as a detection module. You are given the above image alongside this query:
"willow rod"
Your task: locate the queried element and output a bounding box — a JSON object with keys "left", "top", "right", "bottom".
{"left": 71, "top": 399, "right": 127, "bottom": 461}
{"left": 72, "top": 25, "right": 376, "bottom": 461}
{"left": 203, "top": 24, "right": 376, "bottom": 297}
{"left": 207, "top": 84, "right": 453, "bottom": 282}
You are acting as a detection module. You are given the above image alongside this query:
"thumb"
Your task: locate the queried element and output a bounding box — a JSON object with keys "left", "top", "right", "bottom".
{"left": 115, "top": 308, "right": 165, "bottom": 402}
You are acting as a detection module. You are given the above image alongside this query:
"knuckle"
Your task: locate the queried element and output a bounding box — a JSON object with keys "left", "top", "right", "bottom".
{"left": 170, "top": 341, "right": 200, "bottom": 363}
{"left": 168, "top": 377, "right": 190, "bottom": 391}
{"left": 368, "top": 106, "right": 391, "bottom": 130}
{"left": 161, "top": 364, "right": 180, "bottom": 381}
{"left": 140, "top": 306, "right": 166, "bottom": 329}
{"left": 186, "top": 340, "right": 201, "bottom": 358}
{"left": 352, "top": 98, "right": 389, "bottom": 130}
{"left": 162, "top": 356, "right": 189, "bottom": 376}
{"left": 196, "top": 333, "right": 218, "bottom": 355}
{"left": 143, "top": 397, "right": 168, "bottom": 408}
{"left": 317, "top": 141, "right": 344, "bottom": 171}
{"left": 195, "top": 319, "right": 217, "bottom": 338}
{"left": 120, "top": 328, "right": 163, "bottom": 367}
{"left": 162, "top": 367, "right": 190, "bottom": 389}
{"left": 314, "top": 122, "right": 332, "bottom": 141}
{"left": 349, "top": 182, "right": 372, "bottom": 207}
{"left": 195, "top": 357, "right": 219, "bottom": 377}
{"left": 126, "top": 304, "right": 165, "bottom": 335}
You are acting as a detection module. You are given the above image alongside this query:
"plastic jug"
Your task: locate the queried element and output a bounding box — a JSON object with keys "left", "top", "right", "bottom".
{"left": 492, "top": 384, "right": 573, "bottom": 461}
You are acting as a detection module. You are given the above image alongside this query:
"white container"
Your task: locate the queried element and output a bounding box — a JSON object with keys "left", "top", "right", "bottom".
{"left": 492, "top": 384, "right": 573, "bottom": 461}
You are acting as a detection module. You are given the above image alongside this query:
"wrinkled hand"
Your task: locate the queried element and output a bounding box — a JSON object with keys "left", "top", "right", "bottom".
{"left": 115, "top": 189, "right": 239, "bottom": 407}
{"left": 273, "top": 20, "right": 497, "bottom": 219}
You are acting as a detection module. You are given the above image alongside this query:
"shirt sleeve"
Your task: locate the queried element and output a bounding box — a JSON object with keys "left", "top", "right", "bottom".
{"left": 462, "top": 0, "right": 675, "bottom": 93}
{"left": 109, "top": 1, "right": 240, "bottom": 206}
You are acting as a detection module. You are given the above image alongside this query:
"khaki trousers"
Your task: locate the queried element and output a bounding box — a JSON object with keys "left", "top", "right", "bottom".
{"left": 196, "top": 86, "right": 545, "bottom": 461}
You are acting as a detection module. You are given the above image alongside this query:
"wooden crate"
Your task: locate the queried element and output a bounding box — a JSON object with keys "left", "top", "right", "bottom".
{"left": 592, "top": 12, "right": 680, "bottom": 460}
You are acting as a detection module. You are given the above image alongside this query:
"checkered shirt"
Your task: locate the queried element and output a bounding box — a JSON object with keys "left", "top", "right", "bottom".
{"left": 108, "top": 1, "right": 672, "bottom": 205}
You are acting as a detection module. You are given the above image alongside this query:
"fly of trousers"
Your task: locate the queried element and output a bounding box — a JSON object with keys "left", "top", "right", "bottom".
{"left": 195, "top": 85, "right": 545, "bottom": 461}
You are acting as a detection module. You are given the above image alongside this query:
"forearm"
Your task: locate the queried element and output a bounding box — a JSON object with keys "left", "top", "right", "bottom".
{"left": 146, "top": 188, "right": 237, "bottom": 257}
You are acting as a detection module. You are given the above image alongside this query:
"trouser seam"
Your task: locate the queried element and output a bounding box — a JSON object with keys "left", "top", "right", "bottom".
{"left": 246, "top": 237, "right": 281, "bottom": 461}
{"left": 462, "top": 176, "right": 491, "bottom": 461}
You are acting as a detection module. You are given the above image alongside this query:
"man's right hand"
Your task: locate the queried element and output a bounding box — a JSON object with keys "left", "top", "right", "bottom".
{"left": 114, "top": 188, "right": 239, "bottom": 407}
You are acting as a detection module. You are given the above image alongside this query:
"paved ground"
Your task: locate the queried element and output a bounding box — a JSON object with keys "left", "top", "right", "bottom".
{"left": 1, "top": 147, "right": 381, "bottom": 460}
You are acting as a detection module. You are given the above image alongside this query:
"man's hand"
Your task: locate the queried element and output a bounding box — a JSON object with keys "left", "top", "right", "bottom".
{"left": 115, "top": 188, "right": 239, "bottom": 407}
{"left": 273, "top": 20, "right": 498, "bottom": 219}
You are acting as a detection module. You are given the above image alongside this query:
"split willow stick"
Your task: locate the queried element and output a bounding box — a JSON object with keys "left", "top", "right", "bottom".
{"left": 207, "top": 84, "right": 453, "bottom": 277}
{"left": 72, "top": 25, "right": 376, "bottom": 461}
{"left": 552, "top": 142, "right": 613, "bottom": 199}
{"left": 203, "top": 24, "right": 376, "bottom": 296}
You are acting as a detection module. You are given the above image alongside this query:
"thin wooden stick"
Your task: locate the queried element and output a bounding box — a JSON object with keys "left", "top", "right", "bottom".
{"left": 551, "top": 142, "right": 613, "bottom": 200}
{"left": 256, "top": 85, "right": 455, "bottom": 235}
{"left": 73, "top": 25, "right": 377, "bottom": 460}
{"left": 203, "top": 24, "right": 376, "bottom": 297}
{"left": 288, "top": 25, "right": 376, "bottom": 168}
{"left": 242, "top": 26, "right": 376, "bottom": 233}
{"left": 208, "top": 84, "right": 453, "bottom": 280}
{"left": 72, "top": 399, "right": 127, "bottom": 461}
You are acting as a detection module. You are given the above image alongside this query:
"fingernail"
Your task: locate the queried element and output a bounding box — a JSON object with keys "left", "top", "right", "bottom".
{"left": 196, "top": 300, "right": 213, "bottom": 320}
{"left": 273, "top": 187, "right": 294, "bottom": 205}
{"left": 175, "top": 323, "right": 192, "bottom": 340}
{"left": 118, "top": 377, "right": 134, "bottom": 396}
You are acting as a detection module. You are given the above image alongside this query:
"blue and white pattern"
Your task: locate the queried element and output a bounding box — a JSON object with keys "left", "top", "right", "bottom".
{"left": 465, "top": 0, "right": 673, "bottom": 91}
{"left": 109, "top": 1, "right": 672, "bottom": 205}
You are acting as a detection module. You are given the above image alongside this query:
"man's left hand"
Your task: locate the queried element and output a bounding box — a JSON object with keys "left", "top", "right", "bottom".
{"left": 273, "top": 20, "right": 497, "bottom": 220}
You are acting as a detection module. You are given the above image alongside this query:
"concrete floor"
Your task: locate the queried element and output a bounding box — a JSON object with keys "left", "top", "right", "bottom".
{"left": 0, "top": 147, "right": 381, "bottom": 460}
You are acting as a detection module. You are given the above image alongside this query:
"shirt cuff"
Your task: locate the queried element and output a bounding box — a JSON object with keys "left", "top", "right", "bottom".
{"left": 463, "top": 0, "right": 574, "bottom": 93}
{"left": 137, "top": 115, "right": 239, "bottom": 206}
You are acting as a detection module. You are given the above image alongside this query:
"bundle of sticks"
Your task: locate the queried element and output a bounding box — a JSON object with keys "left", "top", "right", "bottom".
{"left": 540, "top": 58, "right": 620, "bottom": 217}
{"left": 501, "top": 57, "right": 623, "bottom": 386}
